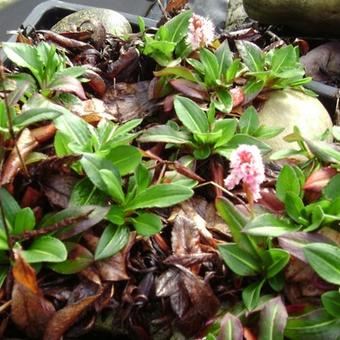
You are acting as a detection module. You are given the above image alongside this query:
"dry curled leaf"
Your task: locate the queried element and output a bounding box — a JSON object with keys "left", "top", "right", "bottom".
{"left": 43, "top": 291, "right": 101, "bottom": 340}
{"left": 103, "top": 81, "right": 158, "bottom": 122}
{"left": 1, "top": 128, "right": 38, "bottom": 185}
{"left": 11, "top": 252, "right": 55, "bottom": 339}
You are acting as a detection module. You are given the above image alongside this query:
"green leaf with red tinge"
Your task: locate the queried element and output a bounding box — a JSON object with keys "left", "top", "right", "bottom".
{"left": 258, "top": 296, "right": 288, "bottom": 340}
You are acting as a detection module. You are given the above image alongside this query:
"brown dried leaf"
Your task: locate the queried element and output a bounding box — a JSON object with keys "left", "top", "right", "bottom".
{"left": 165, "top": 0, "right": 188, "bottom": 12}
{"left": 171, "top": 214, "right": 201, "bottom": 256}
{"left": 176, "top": 266, "right": 219, "bottom": 336}
{"left": 103, "top": 81, "right": 158, "bottom": 122}
{"left": 1, "top": 128, "right": 38, "bottom": 185}
{"left": 107, "top": 47, "right": 140, "bottom": 82}
{"left": 11, "top": 252, "right": 55, "bottom": 339}
{"left": 169, "top": 199, "right": 214, "bottom": 245}
{"left": 43, "top": 292, "right": 101, "bottom": 340}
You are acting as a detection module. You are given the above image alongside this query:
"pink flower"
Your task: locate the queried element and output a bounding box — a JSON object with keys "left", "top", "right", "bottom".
{"left": 186, "top": 14, "right": 215, "bottom": 50}
{"left": 224, "top": 145, "right": 265, "bottom": 201}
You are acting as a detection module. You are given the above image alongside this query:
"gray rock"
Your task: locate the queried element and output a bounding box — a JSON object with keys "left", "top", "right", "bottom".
{"left": 258, "top": 89, "right": 333, "bottom": 155}
{"left": 243, "top": 0, "right": 340, "bottom": 36}
{"left": 227, "top": 0, "right": 249, "bottom": 30}
{"left": 52, "top": 8, "right": 132, "bottom": 36}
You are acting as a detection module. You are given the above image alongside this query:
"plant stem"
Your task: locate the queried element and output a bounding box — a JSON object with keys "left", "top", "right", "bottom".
{"left": 0, "top": 60, "right": 29, "bottom": 178}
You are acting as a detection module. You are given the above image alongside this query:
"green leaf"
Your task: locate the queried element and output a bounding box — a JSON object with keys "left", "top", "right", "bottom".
{"left": 271, "top": 45, "right": 297, "bottom": 73}
{"left": 94, "top": 224, "right": 129, "bottom": 260}
{"left": 137, "top": 16, "right": 145, "bottom": 33}
{"left": 163, "top": 10, "right": 192, "bottom": 43}
{"left": 284, "top": 192, "right": 305, "bottom": 224}
{"left": 69, "top": 178, "right": 106, "bottom": 207}
{"left": 99, "top": 169, "right": 125, "bottom": 205}
{"left": 215, "top": 40, "right": 233, "bottom": 77}
{"left": 2, "top": 42, "right": 41, "bottom": 81}
{"left": 131, "top": 212, "right": 163, "bottom": 236}
{"left": 13, "top": 108, "right": 61, "bottom": 128}
{"left": 13, "top": 207, "right": 35, "bottom": 235}
{"left": 107, "top": 145, "right": 141, "bottom": 176}
{"left": 218, "top": 313, "right": 243, "bottom": 340}
{"left": 242, "top": 279, "right": 265, "bottom": 311}
{"left": 321, "top": 291, "right": 340, "bottom": 318}
{"left": 0, "top": 188, "right": 20, "bottom": 229}
{"left": 276, "top": 165, "right": 301, "bottom": 202}
{"left": 218, "top": 243, "right": 261, "bottom": 276}
{"left": 22, "top": 236, "right": 67, "bottom": 263}
{"left": 253, "top": 125, "right": 284, "bottom": 139}
{"left": 304, "top": 243, "right": 340, "bottom": 285}
{"left": 135, "top": 164, "right": 152, "bottom": 192}
{"left": 285, "top": 308, "right": 340, "bottom": 340}
{"left": 106, "top": 205, "right": 125, "bottom": 226}
{"left": 227, "top": 134, "right": 272, "bottom": 155}
{"left": 200, "top": 48, "right": 220, "bottom": 87}
{"left": 226, "top": 59, "right": 241, "bottom": 83}
{"left": 305, "top": 139, "right": 340, "bottom": 164}
{"left": 49, "top": 242, "right": 93, "bottom": 274}
{"left": 323, "top": 174, "right": 340, "bottom": 200}
{"left": 126, "top": 184, "right": 193, "bottom": 211}
{"left": 239, "top": 106, "right": 259, "bottom": 135}
{"left": 213, "top": 119, "right": 238, "bottom": 148}
{"left": 215, "top": 197, "right": 261, "bottom": 258}
{"left": 268, "top": 271, "right": 285, "bottom": 292}
{"left": 153, "top": 66, "right": 196, "bottom": 82}
{"left": 0, "top": 266, "right": 8, "bottom": 288}
{"left": 54, "top": 108, "right": 91, "bottom": 149}
{"left": 174, "top": 96, "right": 209, "bottom": 133}
{"left": 243, "top": 79, "right": 264, "bottom": 102}
{"left": 213, "top": 89, "right": 233, "bottom": 113}
{"left": 80, "top": 153, "right": 118, "bottom": 192}
{"left": 236, "top": 40, "right": 264, "bottom": 72}
{"left": 259, "top": 296, "right": 288, "bottom": 340}
{"left": 243, "top": 213, "right": 298, "bottom": 237}
{"left": 138, "top": 125, "right": 192, "bottom": 144}
{"left": 264, "top": 249, "right": 290, "bottom": 278}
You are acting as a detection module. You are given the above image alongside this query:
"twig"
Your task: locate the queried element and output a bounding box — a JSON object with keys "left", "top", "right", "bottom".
{"left": 11, "top": 210, "right": 93, "bottom": 243}
{"left": 195, "top": 181, "right": 251, "bottom": 213}
{"left": 0, "top": 300, "right": 11, "bottom": 314}
{"left": 156, "top": 0, "right": 170, "bottom": 20}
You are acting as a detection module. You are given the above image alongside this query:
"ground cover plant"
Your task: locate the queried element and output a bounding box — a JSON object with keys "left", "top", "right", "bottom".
{"left": 0, "top": 2, "right": 339, "bottom": 339}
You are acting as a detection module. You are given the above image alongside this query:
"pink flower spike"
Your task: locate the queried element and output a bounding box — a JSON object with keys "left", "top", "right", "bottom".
{"left": 224, "top": 145, "right": 265, "bottom": 201}
{"left": 186, "top": 14, "right": 215, "bottom": 50}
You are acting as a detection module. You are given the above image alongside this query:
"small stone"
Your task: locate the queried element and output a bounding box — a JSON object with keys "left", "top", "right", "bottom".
{"left": 258, "top": 89, "right": 333, "bottom": 153}
{"left": 52, "top": 8, "right": 132, "bottom": 36}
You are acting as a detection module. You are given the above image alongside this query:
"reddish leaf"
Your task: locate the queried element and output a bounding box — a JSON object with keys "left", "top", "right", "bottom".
{"left": 11, "top": 252, "right": 55, "bottom": 338}
{"left": 31, "top": 123, "right": 57, "bottom": 143}
{"left": 1, "top": 128, "right": 38, "bottom": 185}
{"left": 304, "top": 167, "right": 337, "bottom": 192}
{"left": 218, "top": 313, "right": 243, "bottom": 340}
{"left": 49, "top": 76, "right": 86, "bottom": 100}
{"left": 169, "top": 79, "right": 209, "bottom": 101}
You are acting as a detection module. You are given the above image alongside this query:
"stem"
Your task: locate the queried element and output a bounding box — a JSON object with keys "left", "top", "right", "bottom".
{"left": 0, "top": 60, "right": 29, "bottom": 178}
{"left": 242, "top": 182, "right": 254, "bottom": 217}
